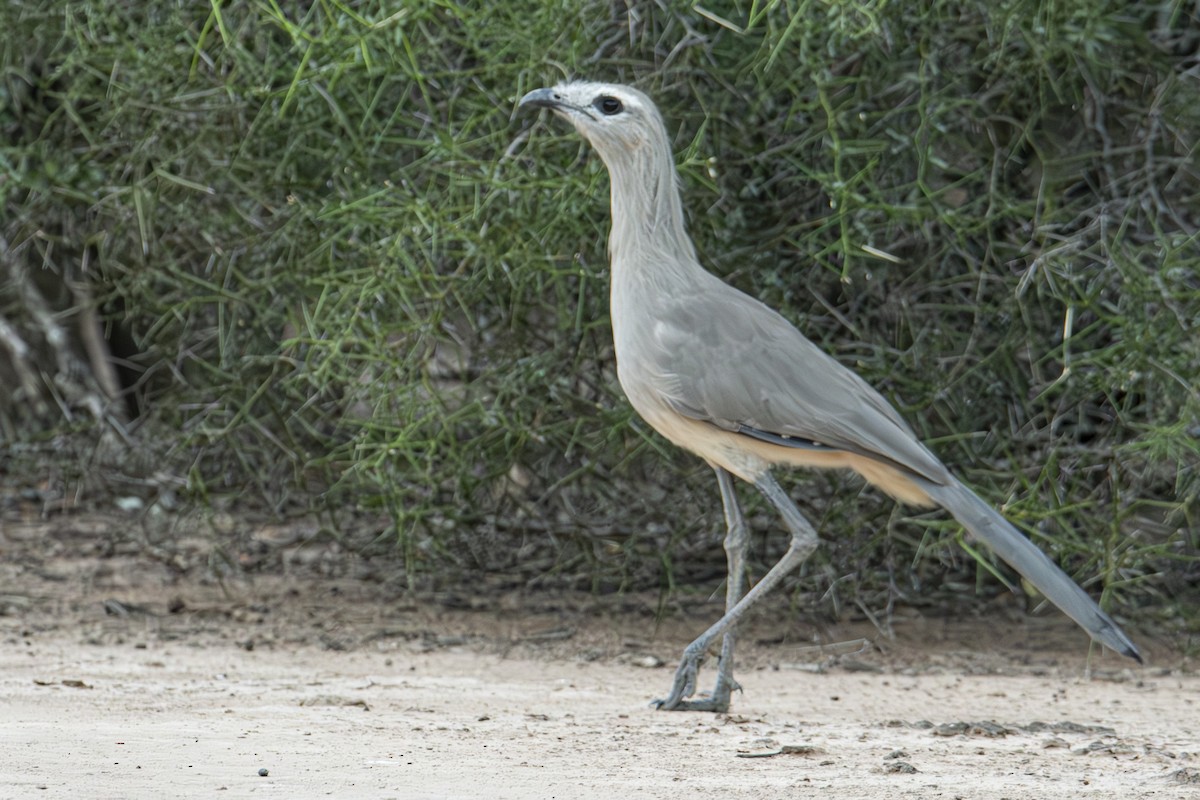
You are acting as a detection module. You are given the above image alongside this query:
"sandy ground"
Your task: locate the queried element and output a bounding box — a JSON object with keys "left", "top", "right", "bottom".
{"left": 2, "top": 514, "right": 1197, "bottom": 799}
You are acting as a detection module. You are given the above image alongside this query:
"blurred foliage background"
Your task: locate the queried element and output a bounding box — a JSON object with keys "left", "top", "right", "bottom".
{"left": 1, "top": 0, "right": 1197, "bottom": 632}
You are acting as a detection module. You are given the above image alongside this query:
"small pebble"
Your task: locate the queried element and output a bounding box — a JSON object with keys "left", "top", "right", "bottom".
{"left": 257, "top": 768, "right": 269, "bottom": 777}
{"left": 885, "top": 761, "right": 918, "bottom": 774}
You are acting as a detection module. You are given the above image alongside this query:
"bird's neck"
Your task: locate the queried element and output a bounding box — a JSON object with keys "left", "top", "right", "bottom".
{"left": 601, "top": 140, "right": 699, "bottom": 278}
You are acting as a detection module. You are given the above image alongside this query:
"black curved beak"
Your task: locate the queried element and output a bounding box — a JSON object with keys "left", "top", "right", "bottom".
{"left": 518, "top": 88, "right": 560, "bottom": 111}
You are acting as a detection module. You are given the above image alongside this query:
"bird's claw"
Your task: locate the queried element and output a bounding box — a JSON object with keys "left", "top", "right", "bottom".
{"left": 662, "top": 694, "right": 732, "bottom": 712}
{"left": 652, "top": 646, "right": 743, "bottom": 712}
{"left": 652, "top": 651, "right": 701, "bottom": 710}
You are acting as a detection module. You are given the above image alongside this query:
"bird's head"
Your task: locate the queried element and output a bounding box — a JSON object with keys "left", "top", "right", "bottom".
{"left": 518, "top": 81, "right": 666, "bottom": 164}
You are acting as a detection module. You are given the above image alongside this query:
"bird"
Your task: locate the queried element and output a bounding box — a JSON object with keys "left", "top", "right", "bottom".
{"left": 517, "top": 80, "right": 1141, "bottom": 712}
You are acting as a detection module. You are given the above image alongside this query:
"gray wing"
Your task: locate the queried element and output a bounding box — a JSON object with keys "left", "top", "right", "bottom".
{"left": 645, "top": 276, "right": 950, "bottom": 484}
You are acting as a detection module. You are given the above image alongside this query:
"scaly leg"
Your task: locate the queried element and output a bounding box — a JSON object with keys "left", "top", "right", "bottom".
{"left": 656, "top": 472, "right": 818, "bottom": 711}
{"left": 660, "top": 466, "right": 748, "bottom": 712}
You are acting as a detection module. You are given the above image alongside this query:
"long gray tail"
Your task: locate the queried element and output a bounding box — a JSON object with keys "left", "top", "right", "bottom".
{"left": 921, "top": 479, "right": 1141, "bottom": 663}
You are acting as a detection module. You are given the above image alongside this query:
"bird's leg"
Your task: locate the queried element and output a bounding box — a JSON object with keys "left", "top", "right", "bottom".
{"left": 711, "top": 468, "right": 749, "bottom": 703}
{"left": 656, "top": 472, "right": 818, "bottom": 711}
{"left": 657, "top": 467, "right": 748, "bottom": 712}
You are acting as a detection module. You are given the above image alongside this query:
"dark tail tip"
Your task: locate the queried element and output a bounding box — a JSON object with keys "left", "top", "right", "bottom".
{"left": 1105, "top": 626, "right": 1143, "bottom": 664}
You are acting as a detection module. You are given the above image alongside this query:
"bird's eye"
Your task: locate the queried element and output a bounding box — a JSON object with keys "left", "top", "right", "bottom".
{"left": 595, "top": 96, "right": 623, "bottom": 115}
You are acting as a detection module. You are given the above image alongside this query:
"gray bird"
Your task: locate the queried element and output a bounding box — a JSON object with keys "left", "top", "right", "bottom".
{"left": 518, "top": 81, "right": 1140, "bottom": 712}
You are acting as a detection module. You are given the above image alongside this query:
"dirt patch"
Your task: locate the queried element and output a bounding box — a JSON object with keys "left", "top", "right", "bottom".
{"left": 1, "top": 514, "right": 1195, "bottom": 799}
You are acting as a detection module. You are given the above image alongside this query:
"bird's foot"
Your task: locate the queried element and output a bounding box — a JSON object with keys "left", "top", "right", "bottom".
{"left": 655, "top": 684, "right": 739, "bottom": 712}
{"left": 652, "top": 650, "right": 700, "bottom": 711}
{"left": 652, "top": 648, "right": 742, "bottom": 712}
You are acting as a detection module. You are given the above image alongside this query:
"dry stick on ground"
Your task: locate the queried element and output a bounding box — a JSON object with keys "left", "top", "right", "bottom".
{"left": 518, "top": 81, "right": 1140, "bottom": 713}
